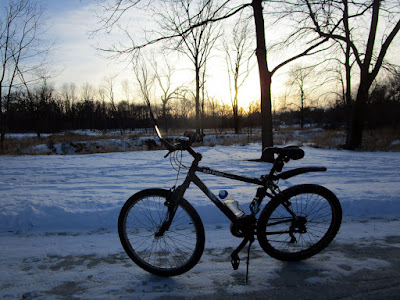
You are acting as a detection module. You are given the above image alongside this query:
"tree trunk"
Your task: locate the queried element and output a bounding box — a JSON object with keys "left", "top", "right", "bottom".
{"left": 0, "top": 124, "right": 5, "bottom": 147}
{"left": 252, "top": 0, "right": 274, "bottom": 162}
{"left": 195, "top": 67, "right": 200, "bottom": 134}
{"left": 343, "top": 0, "right": 352, "bottom": 141}
{"left": 0, "top": 111, "right": 5, "bottom": 147}
{"left": 0, "top": 89, "right": 3, "bottom": 147}
{"left": 300, "top": 89, "right": 305, "bottom": 129}
{"left": 233, "top": 92, "right": 239, "bottom": 134}
{"left": 345, "top": 83, "right": 368, "bottom": 149}
{"left": 162, "top": 102, "right": 168, "bottom": 135}
{"left": 345, "top": 0, "right": 379, "bottom": 150}
{"left": 344, "top": 43, "right": 352, "bottom": 143}
{"left": 233, "top": 111, "right": 239, "bottom": 134}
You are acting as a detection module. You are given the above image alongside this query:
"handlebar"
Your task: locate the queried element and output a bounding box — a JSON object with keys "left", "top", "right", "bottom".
{"left": 159, "top": 135, "right": 202, "bottom": 161}
{"left": 155, "top": 125, "right": 202, "bottom": 160}
{"left": 153, "top": 121, "right": 202, "bottom": 162}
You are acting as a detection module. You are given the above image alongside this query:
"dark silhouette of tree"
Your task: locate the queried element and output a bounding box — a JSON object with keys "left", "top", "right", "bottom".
{"left": 0, "top": 0, "right": 50, "bottom": 146}
{"left": 151, "top": 56, "right": 184, "bottom": 134}
{"left": 155, "top": 0, "right": 220, "bottom": 134}
{"left": 224, "top": 15, "right": 254, "bottom": 134}
{"left": 286, "top": 65, "right": 315, "bottom": 129}
{"left": 301, "top": 0, "right": 400, "bottom": 149}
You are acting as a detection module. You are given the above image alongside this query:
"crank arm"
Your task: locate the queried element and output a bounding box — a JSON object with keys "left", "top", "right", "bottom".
{"left": 231, "top": 237, "right": 248, "bottom": 270}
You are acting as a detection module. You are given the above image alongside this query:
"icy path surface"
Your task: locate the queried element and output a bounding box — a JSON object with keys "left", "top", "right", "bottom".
{"left": 1, "top": 220, "right": 400, "bottom": 299}
{"left": 1, "top": 144, "right": 400, "bottom": 232}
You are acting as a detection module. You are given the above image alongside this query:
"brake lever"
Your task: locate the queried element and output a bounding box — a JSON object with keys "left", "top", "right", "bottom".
{"left": 164, "top": 150, "right": 173, "bottom": 158}
{"left": 163, "top": 139, "right": 188, "bottom": 159}
{"left": 164, "top": 143, "right": 180, "bottom": 158}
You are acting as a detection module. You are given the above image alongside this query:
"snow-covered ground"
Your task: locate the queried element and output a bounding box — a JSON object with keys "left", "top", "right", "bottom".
{"left": 1, "top": 144, "right": 400, "bottom": 299}
{"left": 1, "top": 144, "right": 399, "bottom": 232}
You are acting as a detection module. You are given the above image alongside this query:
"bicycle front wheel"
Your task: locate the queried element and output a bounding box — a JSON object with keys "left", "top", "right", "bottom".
{"left": 257, "top": 184, "right": 342, "bottom": 261}
{"left": 118, "top": 189, "right": 205, "bottom": 276}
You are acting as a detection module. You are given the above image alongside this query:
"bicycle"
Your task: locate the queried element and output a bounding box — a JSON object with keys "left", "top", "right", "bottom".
{"left": 118, "top": 126, "right": 342, "bottom": 281}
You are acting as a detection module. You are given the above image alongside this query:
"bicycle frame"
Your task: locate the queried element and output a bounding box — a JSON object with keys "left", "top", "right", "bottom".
{"left": 154, "top": 128, "right": 326, "bottom": 237}
{"left": 169, "top": 153, "right": 273, "bottom": 224}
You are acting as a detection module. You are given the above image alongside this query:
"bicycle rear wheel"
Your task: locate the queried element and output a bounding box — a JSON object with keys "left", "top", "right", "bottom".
{"left": 257, "top": 184, "right": 342, "bottom": 261}
{"left": 118, "top": 189, "right": 205, "bottom": 276}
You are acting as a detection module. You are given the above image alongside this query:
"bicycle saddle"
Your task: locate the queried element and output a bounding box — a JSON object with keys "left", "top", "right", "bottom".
{"left": 263, "top": 146, "right": 305, "bottom": 160}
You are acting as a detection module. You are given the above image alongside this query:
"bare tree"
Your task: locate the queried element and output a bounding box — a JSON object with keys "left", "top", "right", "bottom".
{"left": 0, "top": 0, "right": 50, "bottom": 145}
{"left": 103, "top": 75, "right": 125, "bottom": 134}
{"left": 133, "top": 57, "right": 155, "bottom": 120}
{"left": 206, "top": 96, "right": 220, "bottom": 133}
{"left": 121, "top": 79, "right": 132, "bottom": 102}
{"left": 301, "top": 0, "right": 400, "bottom": 149}
{"left": 155, "top": 0, "right": 220, "bottom": 134}
{"left": 80, "top": 82, "right": 95, "bottom": 102}
{"left": 21, "top": 75, "right": 54, "bottom": 138}
{"left": 79, "top": 83, "right": 96, "bottom": 130}
{"left": 94, "top": 0, "right": 331, "bottom": 160}
{"left": 60, "top": 83, "right": 77, "bottom": 115}
{"left": 151, "top": 56, "right": 183, "bottom": 134}
{"left": 224, "top": 16, "right": 254, "bottom": 134}
{"left": 97, "top": 86, "right": 109, "bottom": 132}
{"left": 286, "top": 65, "right": 315, "bottom": 129}
{"left": 175, "top": 89, "right": 195, "bottom": 120}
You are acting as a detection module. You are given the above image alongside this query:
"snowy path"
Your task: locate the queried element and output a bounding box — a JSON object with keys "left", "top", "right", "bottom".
{"left": 1, "top": 219, "right": 400, "bottom": 299}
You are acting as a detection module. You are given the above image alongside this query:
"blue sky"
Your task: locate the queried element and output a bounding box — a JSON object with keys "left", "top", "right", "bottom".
{"left": 43, "top": 0, "right": 133, "bottom": 95}
{"left": 45, "top": 0, "right": 88, "bottom": 13}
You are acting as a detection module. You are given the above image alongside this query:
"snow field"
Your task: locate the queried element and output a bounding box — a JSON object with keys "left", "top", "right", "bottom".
{"left": 1, "top": 144, "right": 399, "bottom": 232}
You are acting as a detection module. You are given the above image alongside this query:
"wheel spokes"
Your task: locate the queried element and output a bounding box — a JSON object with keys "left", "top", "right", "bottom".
{"left": 125, "top": 196, "right": 198, "bottom": 270}
{"left": 265, "top": 193, "right": 333, "bottom": 253}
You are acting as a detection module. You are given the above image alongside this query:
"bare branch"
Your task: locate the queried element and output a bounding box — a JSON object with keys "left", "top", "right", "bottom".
{"left": 271, "top": 37, "right": 330, "bottom": 75}
{"left": 95, "top": 0, "right": 250, "bottom": 56}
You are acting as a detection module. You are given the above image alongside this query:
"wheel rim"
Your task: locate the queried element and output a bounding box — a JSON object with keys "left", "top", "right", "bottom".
{"left": 123, "top": 195, "right": 199, "bottom": 271}
{"left": 265, "top": 192, "right": 333, "bottom": 253}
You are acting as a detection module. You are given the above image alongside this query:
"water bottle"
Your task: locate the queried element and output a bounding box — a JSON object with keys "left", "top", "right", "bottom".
{"left": 218, "top": 190, "right": 245, "bottom": 217}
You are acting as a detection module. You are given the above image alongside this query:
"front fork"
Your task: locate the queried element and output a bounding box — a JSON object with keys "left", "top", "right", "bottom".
{"left": 154, "top": 186, "right": 185, "bottom": 237}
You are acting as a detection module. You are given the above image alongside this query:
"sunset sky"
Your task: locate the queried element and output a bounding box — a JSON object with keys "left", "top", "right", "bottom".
{"left": 41, "top": 0, "right": 400, "bottom": 111}
{"left": 43, "top": 0, "right": 265, "bottom": 109}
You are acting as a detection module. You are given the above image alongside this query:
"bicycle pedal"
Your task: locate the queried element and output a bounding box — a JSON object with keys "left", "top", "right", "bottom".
{"left": 231, "top": 253, "right": 240, "bottom": 270}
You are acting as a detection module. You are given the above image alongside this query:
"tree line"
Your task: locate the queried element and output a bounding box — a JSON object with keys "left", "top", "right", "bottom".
{"left": 3, "top": 70, "right": 399, "bottom": 137}
{"left": 3, "top": 80, "right": 259, "bottom": 136}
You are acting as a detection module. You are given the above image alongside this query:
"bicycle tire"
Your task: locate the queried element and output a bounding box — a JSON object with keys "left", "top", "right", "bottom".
{"left": 257, "top": 184, "right": 342, "bottom": 261}
{"left": 118, "top": 189, "right": 205, "bottom": 276}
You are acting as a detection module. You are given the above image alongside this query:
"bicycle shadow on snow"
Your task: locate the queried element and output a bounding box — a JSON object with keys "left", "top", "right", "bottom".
{"left": 120, "top": 242, "right": 393, "bottom": 297}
